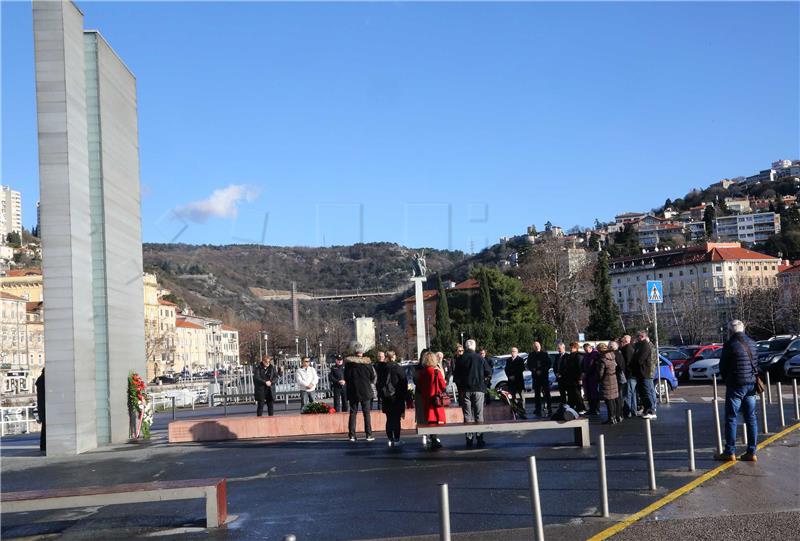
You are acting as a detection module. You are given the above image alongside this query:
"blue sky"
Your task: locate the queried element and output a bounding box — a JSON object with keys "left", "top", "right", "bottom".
{"left": 3, "top": 1, "right": 799, "bottom": 251}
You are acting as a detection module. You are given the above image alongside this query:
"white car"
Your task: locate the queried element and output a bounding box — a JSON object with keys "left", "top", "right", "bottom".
{"left": 689, "top": 356, "right": 722, "bottom": 381}
{"left": 784, "top": 353, "right": 800, "bottom": 379}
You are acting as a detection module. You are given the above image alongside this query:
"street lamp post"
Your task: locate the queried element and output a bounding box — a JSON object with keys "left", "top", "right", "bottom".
{"left": 295, "top": 336, "right": 299, "bottom": 356}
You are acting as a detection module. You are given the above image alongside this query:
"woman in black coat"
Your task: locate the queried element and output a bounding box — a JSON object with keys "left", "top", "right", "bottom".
{"left": 254, "top": 356, "right": 277, "bottom": 416}
{"left": 380, "top": 351, "right": 410, "bottom": 447}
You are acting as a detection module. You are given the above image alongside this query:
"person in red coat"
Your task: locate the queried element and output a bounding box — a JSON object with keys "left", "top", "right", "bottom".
{"left": 418, "top": 351, "right": 447, "bottom": 449}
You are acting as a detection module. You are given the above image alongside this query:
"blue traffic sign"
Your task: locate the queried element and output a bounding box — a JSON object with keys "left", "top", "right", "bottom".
{"left": 646, "top": 280, "right": 663, "bottom": 304}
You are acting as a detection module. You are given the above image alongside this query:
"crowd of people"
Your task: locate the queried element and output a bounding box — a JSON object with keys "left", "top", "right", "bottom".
{"left": 250, "top": 321, "right": 762, "bottom": 458}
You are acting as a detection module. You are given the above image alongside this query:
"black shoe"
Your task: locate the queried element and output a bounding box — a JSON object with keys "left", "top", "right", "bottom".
{"left": 465, "top": 436, "right": 474, "bottom": 449}
{"left": 476, "top": 436, "right": 486, "bottom": 448}
{"left": 431, "top": 437, "right": 442, "bottom": 449}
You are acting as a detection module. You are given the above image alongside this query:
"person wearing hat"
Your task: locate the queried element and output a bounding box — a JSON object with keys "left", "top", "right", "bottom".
{"left": 329, "top": 355, "right": 348, "bottom": 412}
{"left": 345, "top": 343, "right": 375, "bottom": 442}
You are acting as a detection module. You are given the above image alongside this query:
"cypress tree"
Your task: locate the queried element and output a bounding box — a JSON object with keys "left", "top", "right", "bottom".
{"left": 478, "top": 268, "right": 494, "bottom": 326}
{"left": 432, "top": 275, "right": 454, "bottom": 352}
{"left": 586, "top": 251, "right": 623, "bottom": 340}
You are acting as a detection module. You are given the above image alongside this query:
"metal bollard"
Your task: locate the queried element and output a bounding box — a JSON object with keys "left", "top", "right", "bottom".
{"left": 760, "top": 392, "right": 769, "bottom": 434}
{"left": 528, "top": 456, "right": 545, "bottom": 541}
{"left": 742, "top": 422, "right": 748, "bottom": 446}
{"left": 664, "top": 382, "right": 670, "bottom": 404}
{"left": 686, "top": 409, "right": 695, "bottom": 472}
{"left": 778, "top": 382, "right": 785, "bottom": 427}
{"left": 171, "top": 396, "right": 176, "bottom": 420}
{"left": 645, "top": 418, "right": 656, "bottom": 491}
{"left": 283, "top": 536, "right": 297, "bottom": 541}
{"left": 766, "top": 371, "right": 773, "bottom": 404}
{"left": 223, "top": 385, "right": 228, "bottom": 417}
{"left": 712, "top": 376, "right": 718, "bottom": 402}
{"left": 712, "top": 398, "right": 723, "bottom": 455}
{"left": 598, "top": 435, "right": 609, "bottom": 518}
{"left": 794, "top": 379, "right": 799, "bottom": 421}
{"left": 439, "top": 484, "right": 451, "bottom": 541}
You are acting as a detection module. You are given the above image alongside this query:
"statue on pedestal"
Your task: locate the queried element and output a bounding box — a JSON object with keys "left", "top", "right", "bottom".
{"left": 411, "top": 251, "right": 427, "bottom": 278}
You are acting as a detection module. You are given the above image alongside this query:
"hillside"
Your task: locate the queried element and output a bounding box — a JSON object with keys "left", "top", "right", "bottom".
{"left": 143, "top": 242, "right": 467, "bottom": 322}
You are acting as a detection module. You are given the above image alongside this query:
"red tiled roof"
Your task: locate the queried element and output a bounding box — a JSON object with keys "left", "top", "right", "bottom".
{"left": 222, "top": 324, "right": 237, "bottom": 331}
{"left": 3, "top": 269, "right": 41, "bottom": 277}
{"left": 452, "top": 278, "right": 480, "bottom": 290}
{"left": 708, "top": 247, "right": 779, "bottom": 262}
{"left": 0, "top": 291, "right": 26, "bottom": 301}
{"left": 176, "top": 319, "right": 204, "bottom": 330}
{"left": 779, "top": 263, "right": 800, "bottom": 274}
{"left": 403, "top": 290, "right": 438, "bottom": 303}
{"left": 158, "top": 299, "right": 177, "bottom": 306}
{"left": 26, "top": 301, "right": 43, "bottom": 312}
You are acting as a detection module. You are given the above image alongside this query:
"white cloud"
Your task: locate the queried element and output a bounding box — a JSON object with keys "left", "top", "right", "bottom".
{"left": 174, "top": 184, "right": 259, "bottom": 224}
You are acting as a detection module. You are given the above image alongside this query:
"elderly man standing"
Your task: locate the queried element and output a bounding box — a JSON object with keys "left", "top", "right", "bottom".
{"left": 454, "top": 339, "right": 492, "bottom": 448}
{"left": 717, "top": 320, "right": 759, "bottom": 462}
{"left": 620, "top": 335, "right": 636, "bottom": 418}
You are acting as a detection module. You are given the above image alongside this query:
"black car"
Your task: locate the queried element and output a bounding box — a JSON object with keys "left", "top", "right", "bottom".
{"left": 151, "top": 375, "right": 178, "bottom": 385}
{"left": 758, "top": 336, "right": 800, "bottom": 382}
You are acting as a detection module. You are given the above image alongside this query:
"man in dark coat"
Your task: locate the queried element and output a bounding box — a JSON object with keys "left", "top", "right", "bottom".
{"left": 620, "top": 335, "right": 636, "bottom": 417}
{"left": 373, "top": 351, "right": 388, "bottom": 410}
{"left": 345, "top": 343, "right": 375, "bottom": 442}
{"left": 453, "top": 339, "right": 492, "bottom": 448}
{"left": 632, "top": 331, "right": 657, "bottom": 419}
{"left": 380, "top": 352, "right": 410, "bottom": 447}
{"left": 253, "top": 355, "right": 277, "bottom": 416}
{"left": 553, "top": 342, "right": 568, "bottom": 405}
{"left": 505, "top": 347, "right": 526, "bottom": 411}
{"left": 561, "top": 342, "right": 585, "bottom": 412}
{"left": 35, "top": 368, "right": 45, "bottom": 453}
{"left": 717, "top": 320, "right": 759, "bottom": 462}
{"left": 527, "top": 341, "right": 552, "bottom": 416}
{"left": 329, "top": 355, "right": 348, "bottom": 412}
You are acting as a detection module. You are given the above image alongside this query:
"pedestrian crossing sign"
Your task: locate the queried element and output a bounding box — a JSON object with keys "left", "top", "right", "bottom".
{"left": 646, "top": 280, "right": 663, "bottom": 304}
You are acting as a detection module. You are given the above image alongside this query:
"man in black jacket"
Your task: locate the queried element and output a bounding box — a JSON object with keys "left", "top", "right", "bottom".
{"left": 527, "top": 341, "right": 552, "bottom": 416}
{"left": 453, "top": 339, "right": 492, "bottom": 448}
{"left": 329, "top": 355, "right": 348, "bottom": 413}
{"left": 561, "top": 342, "right": 585, "bottom": 412}
{"left": 253, "top": 355, "right": 277, "bottom": 416}
{"left": 632, "top": 331, "right": 657, "bottom": 419}
{"left": 620, "top": 335, "right": 636, "bottom": 417}
{"left": 35, "top": 368, "right": 45, "bottom": 453}
{"left": 345, "top": 344, "right": 375, "bottom": 442}
{"left": 505, "top": 347, "right": 526, "bottom": 411}
{"left": 717, "top": 320, "right": 759, "bottom": 462}
{"left": 554, "top": 342, "right": 568, "bottom": 405}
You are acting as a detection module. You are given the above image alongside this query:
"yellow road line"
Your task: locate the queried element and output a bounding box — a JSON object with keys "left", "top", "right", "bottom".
{"left": 586, "top": 421, "right": 800, "bottom": 541}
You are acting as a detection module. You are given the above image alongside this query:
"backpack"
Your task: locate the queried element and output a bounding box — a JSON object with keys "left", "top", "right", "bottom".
{"left": 550, "top": 404, "right": 579, "bottom": 422}
{"left": 383, "top": 366, "right": 396, "bottom": 399}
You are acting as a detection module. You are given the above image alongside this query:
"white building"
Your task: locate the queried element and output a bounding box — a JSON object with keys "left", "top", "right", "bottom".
{"left": 221, "top": 325, "right": 240, "bottom": 368}
{"left": 1, "top": 185, "right": 22, "bottom": 240}
{"left": 724, "top": 197, "right": 752, "bottom": 214}
{"left": 714, "top": 212, "right": 781, "bottom": 244}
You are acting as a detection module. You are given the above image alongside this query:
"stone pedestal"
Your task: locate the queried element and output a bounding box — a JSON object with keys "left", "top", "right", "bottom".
{"left": 411, "top": 277, "right": 427, "bottom": 360}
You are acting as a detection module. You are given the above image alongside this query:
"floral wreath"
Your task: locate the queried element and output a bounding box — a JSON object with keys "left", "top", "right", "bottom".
{"left": 128, "top": 371, "right": 153, "bottom": 439}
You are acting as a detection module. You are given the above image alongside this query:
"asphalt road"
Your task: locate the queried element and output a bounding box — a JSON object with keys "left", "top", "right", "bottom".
{"left": 2, "top": 382, "right": 798, "bottom": 541}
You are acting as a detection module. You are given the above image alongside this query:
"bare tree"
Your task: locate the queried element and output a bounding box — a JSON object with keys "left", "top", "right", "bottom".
{"left": 668, "top": 284, "right": 720, "bottom": 344}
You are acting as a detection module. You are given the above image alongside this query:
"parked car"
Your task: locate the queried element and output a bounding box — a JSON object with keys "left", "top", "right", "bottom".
{"left": 656, "top": 356, "right": 678, "bottom": 394}
{"left": 489, "top": 353, "right": 558, "bottom": 392}
{"left": 757, "top": 336, "right": 800, "bottom": 382}
{"left": 784, "top": 354, "right": 800, "bottom": 379}
{"left": 678, "top": 345, "right": 722, "bottom": 380}
{"left": 151, "top": 375, "right": 178, "bottom": 385}
{"left": 660, "top": 348, "right": 691, "bottom": 379}
{"left": 689, "top": 351, "right": 723, "bottom": 382}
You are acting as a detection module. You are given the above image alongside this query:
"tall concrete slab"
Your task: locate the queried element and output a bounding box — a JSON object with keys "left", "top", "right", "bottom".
{"left": 33, "top": 1, "right": 145, "bottom": 453}
{"left": 33, "top": 0, "right": 97, "bottom": 455}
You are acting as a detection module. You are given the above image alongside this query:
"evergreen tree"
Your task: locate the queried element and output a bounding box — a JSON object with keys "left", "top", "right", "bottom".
{"left": 478, "top": 267, "right": 494, "bottom": 327}
{"left": 664, "top": 198, "right": 673, "bottom": 209}
{"left": 703, "top": 206, "right": 716, "bottom": 239}
{"left": 586, "top": 251, "right": 623, "bottom": 340}
{"left": 431, "top": 275, "right": 454, "bottom": 352}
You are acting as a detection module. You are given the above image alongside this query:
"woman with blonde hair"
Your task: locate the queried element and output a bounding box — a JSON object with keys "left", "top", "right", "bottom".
{"left": 418, "top": 350, "right": 447, "bottom": 449}
{"left": 598, "top": 342, "right": 620, "bottom": 424}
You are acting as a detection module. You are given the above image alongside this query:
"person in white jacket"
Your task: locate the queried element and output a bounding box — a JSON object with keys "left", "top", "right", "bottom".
{"left": 296, "top": 357, "right": 319, "bottom": 407}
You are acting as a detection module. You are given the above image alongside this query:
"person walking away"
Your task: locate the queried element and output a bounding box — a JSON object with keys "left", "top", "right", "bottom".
{"left": 505, "top": 347, "right": 526, "bottom": 413}
{"left": 620, "top": 335, "right": 636, "bottom": 417}
{"left": 418, "top": 351, "right": 447, "bottom": 449}
{"left": 329, "top": 355, "right": 348, "bottom": 412}
{"left": 35, "top": 368, "right": 45, "bottom": 453}
{"left": 296, "top": 357, "right": 319, "bottom": 407}
{"left": 633, "top": 331, "right": 658, "bottom": 419}
{"left": 380, "top": 351, "right": 409, "bottom": 448}
{"left": 254, "top": 355, "right": 277, "bottom": 416}
{"left": 562, "top": 342, "right": 586, "bottom": 413}
{"left": 582, "top": 344, "right": 601, "bottom": 415}
{"left": 610, "top": 341, "right": 626, "bottom": 423}
{"left": 554, "top": 343, "right": 568, "bottom": 405}
{"left": 413, "top": 349, "right": 430, "bottom": 445}
{"left": 345, "top": 344, "right": 375, "bottom": 441}
{"left": 374, "top": 350, "right": 388, "bottom": 410}
{"left": 716, "top": 320, "right": 759, "bottom": 462}
{"left": 597, "top": 344, "right": 620, "bottom": 424}
{"left": 454, "top": 339, "right": 492, "bottom": 448}
{"left": 527, "top": 341, "right": 552, "bottom": 416}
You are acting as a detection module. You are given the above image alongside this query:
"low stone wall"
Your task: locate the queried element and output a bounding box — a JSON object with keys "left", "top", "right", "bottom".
{"left": 168, "top": 403, "right": 513, "bottom": 443}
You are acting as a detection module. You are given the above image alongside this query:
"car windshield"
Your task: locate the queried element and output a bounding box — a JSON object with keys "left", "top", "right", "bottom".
{"left": 700, "top": 348, "right": 720, "bottom": 358}
{"left": 681, "top": 347, "right": 700, "bottom": 356}
{"left": 765, "top": 339, "right": 792, "bottom": 352}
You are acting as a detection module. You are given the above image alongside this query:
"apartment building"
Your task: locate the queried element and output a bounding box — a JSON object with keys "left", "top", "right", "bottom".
{"left": 714, "top": 212, "right": 781, "bottom": 244}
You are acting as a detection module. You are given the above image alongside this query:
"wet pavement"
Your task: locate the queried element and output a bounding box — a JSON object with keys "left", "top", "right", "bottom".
{"left": 1, "top": 383, "right": 798, "bottom": 540}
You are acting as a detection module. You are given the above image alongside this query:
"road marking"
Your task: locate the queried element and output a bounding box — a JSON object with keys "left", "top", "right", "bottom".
{"left": 669, "top": 397, "right": 687, "bottom": 403}
{"left": 586, "top": 421, "right": 800, "bottom": 541}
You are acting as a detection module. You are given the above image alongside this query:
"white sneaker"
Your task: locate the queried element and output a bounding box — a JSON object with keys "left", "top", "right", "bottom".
{"left": 642, "top": 413, "right": 654, "bottom": 420}
{"left": 388, "top": 440, "right": 394, "bottom": 448}
{"left": 365, "top": 436, "right": 375, "bottom": 442}
{"left": 348, "top": 436, "right": 356, "bottom": 442}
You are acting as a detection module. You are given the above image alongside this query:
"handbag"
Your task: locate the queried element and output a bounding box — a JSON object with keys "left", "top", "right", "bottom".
{"left": 738, "top": 336, "right": 764, "bottom": 394}
{"left": 433, "top": 391, "right": 451, "bottom": 408}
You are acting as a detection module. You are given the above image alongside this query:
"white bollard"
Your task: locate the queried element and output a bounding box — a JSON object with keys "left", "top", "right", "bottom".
{"left": 528, "top": 457, "right": 545, "bottom": 541}
{"left": 742, "top": 422, "right": 748, "bottom": 446}
{"left": 598, "top": 435, "right": 609, "bottom": 518}
{"left": 712, "top": 376, "right": 718, "bottom": 402}
{"left": 778, "top": 382, "right": 785, "bottom": 427}
{"left": 712, "top": 398, "right": 723, "bottom": 455}
{"left": 761, "top": 392, "right": 769, "bottom": 434}
{"left": 645, "top": 418, "right": 656, "bottom": 491}
{"left": 686, "top": 409, "right": 695, "bottom": 472}
{"left": 766, "top": 371, "right": 773, "bottom": 404}
{"left": 439, "top": 484, "right": 451, "bottom": 541}
{"left": 794, "top": 379, "right": 799, "bottom": 421}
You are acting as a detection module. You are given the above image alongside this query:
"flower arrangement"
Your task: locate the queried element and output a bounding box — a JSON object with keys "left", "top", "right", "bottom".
{"left": 301, "top": 402, "right": 336, "bottom": 414}
{"left": 486, "top": 388, "right": 526, "bottom": 419}
{"left": 127, "top": 371, "right": 152, "bottom": 439}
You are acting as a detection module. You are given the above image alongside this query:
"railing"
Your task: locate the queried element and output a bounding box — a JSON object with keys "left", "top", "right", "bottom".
{"left": 1, "top": 406, "right": 39, "bottom": 436}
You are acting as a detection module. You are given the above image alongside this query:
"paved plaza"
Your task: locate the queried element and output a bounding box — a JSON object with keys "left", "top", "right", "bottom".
{"left": 2, "top": 383, "right": 799, "bottom": 540}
